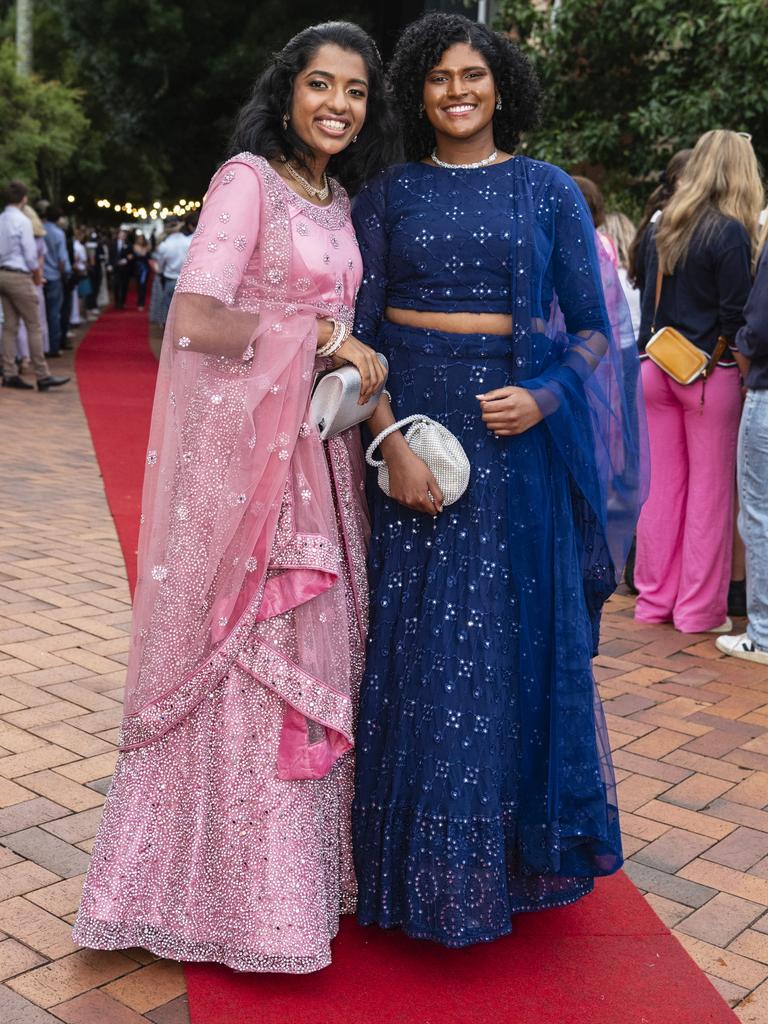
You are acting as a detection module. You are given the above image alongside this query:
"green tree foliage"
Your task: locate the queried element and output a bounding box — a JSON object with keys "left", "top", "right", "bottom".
{"left": 498, "top": 0, "right": 768, "bottom": 210}
{"left": 11, "top": 0, "right": 373, "bottom": 206}
{"left": 0, "top": 39, "right": 89, "bottom": 200}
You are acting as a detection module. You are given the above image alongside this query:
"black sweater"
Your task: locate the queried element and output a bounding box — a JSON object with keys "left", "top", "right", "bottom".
{"left": 636, "top": 214, "right": 752, "bottom": 360}
{"left": 736, "top": 244, "right": 768, "bottom": 390}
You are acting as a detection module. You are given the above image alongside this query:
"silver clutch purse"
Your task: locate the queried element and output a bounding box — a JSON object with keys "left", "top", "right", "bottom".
{"left": 310, "top": 354, "right": 388, "bottom": 441}
{"left": 366, "top": 414, "right": 471, "bottom": 506}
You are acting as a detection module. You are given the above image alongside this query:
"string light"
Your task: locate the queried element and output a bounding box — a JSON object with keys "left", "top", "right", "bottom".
{"left": 67, "top": 194, "right": 75, "bottom": 203}
{"left": 89, "top": 195, "right": 200, "bottom": 219}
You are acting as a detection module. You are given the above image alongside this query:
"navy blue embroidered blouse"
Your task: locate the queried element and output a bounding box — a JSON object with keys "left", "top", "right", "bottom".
{"left": 353, "top": 158, "right": 610, "bottom": 345}
{"left": 357, "top": 161, "right": 513, "bottom": 312}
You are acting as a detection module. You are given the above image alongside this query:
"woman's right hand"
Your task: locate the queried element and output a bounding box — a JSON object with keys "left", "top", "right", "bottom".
{"left": 332, "top": 334, "right": 387, "bottom": 404}
{"left": 383, "top": 443, "right": 444, "bottom": 516}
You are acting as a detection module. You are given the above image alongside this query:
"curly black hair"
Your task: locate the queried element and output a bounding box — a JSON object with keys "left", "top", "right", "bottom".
{"left": 388, "top": 13, "right": 541, "bottom": 162}
{"left": 229, "top": 22, "right": 401, "bottom": 196}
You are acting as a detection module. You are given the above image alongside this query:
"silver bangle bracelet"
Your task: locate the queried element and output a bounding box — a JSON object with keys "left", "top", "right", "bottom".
{"left": 316, "top": 318, "right": 339, "bottom": 357}
{"left": 317, "top": 318, "right": 348, "bottom": 358}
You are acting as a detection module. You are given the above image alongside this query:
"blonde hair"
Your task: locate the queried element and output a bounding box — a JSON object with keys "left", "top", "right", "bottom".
{"left": 603, "top": 212, "right": 636, "bottom": 269}
{"left": 656, "top": 130, "right": 764, "bottom": 275}
{"left": 22, "top": 203, "right": 46, "bottom": 238}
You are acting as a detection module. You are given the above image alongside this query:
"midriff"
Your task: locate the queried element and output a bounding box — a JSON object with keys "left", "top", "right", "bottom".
{"left": 385, "top": 307, "right": 513, "bottom": 336}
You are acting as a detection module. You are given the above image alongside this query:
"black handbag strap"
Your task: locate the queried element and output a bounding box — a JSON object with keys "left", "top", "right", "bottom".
{"left": 651, "top": 267, "right": 663, "bottom": 333}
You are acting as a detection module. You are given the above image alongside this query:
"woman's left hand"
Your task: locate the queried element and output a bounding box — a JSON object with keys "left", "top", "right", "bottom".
{"left": 332, "top": 334, "right": 387, "bottom": 405}
{"left": 477, "top": 387, "right": 544, "bottom": 436}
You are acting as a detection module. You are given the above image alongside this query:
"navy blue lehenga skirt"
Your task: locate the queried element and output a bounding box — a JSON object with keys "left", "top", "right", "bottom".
{"left": 353, "top": 323, "right": 623, "bottom": 947}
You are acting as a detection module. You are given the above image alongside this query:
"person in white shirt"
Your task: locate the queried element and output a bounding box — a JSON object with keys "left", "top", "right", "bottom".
{"left": 149, "top": 218, "right": 192, "bottom": 327}
{"left": 70, "top": 230, "right": 88, "bottom": 327}
{"left": 16, "top": 205, "right": 50, "bottom": 363}
{"left": 0, "top": 180, "right": 68, "bottom": 391}
{"left": 148, "top": 218, "right": 192, "bottom": 325}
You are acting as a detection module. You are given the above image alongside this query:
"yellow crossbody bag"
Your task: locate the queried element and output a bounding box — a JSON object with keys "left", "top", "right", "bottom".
{"left": 645, "top": 269, "right": 728, "bottom": 385}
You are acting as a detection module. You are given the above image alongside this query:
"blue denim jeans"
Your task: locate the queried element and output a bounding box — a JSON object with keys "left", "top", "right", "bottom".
{"left": 44, "top": 277, "right": 63, "bottom": 355}
{"left": 738, "top": 389, "right": 768, "bottom": 650}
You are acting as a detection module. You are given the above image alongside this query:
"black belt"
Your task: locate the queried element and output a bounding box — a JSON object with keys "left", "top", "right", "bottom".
{"left": 0, "top": 266, "right": 31, "bottom": 274}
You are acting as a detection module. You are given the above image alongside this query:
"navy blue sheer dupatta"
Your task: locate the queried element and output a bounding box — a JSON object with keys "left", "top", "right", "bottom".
{"left": 508, "top": 159, "right": 648, "bottom": 876}
{"left": 513, "top": 160, "right": 648, "bottom": 643}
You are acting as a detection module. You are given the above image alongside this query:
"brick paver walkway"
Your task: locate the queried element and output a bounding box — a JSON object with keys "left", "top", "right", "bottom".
{"left": 0, "top": 334, "right": 187, "bottom": 1024}
{"left": 1, "top": 327, "right": 767, "bottom": 1023}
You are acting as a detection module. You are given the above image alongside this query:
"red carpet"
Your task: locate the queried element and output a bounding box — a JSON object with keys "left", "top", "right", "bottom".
{"left": 76, "top": 307, "right": 157, "bottom": 593}
{"left": 76, "top": 308, "right": 737, "bottom": 1024}
{"left": 185, "top": 876, "right": 737, "bottom": 1024}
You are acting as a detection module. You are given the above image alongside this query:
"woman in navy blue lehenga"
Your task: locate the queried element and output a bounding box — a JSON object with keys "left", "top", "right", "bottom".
{"left": 351, "top": 13, "right": 647, "bottom": 948}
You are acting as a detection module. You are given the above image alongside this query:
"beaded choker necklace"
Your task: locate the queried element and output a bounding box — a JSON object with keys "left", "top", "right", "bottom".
{"left": 282, "top": 159, "right": 330, "bottom": 201}
{"left": 431, "top": 149, "right": 498, "bottom": 170}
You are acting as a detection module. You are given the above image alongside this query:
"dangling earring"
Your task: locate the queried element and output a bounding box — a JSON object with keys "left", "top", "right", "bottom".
{"left": 418, "top": 103, "right": 425, "bottom": 118}
{"left": 495, "top": 96, "right": 502, "bottom": 111}
{"left": 352, "top": 134, "right": 358, "bottom": 143}
{"left": 282, "top": 113, "right": 290, "bottom": 130}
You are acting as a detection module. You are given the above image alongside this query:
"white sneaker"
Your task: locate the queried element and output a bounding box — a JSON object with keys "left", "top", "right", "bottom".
{"left": 707, "top": 617, "right": 733, "bottom": 634}
{"left": 715, "top": 632, "right": 768, "bottom": 665}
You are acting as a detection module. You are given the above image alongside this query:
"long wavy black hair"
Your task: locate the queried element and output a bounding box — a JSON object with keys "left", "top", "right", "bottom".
{"left": 389, "top": 13, "right": 541, "bottom": 162}
{"left": 230, "top": 21, "right": 400, "bottom": 196}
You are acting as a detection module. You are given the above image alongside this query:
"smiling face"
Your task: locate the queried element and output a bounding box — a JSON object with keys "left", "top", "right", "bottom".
{"left": 289, "top": 43, "right": 369, "bottom": 162}
{"left": 422, "top": 42, "right": 497, "bottom": 144}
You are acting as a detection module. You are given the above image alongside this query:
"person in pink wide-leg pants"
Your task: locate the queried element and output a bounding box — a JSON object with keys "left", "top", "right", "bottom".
{"left": 634, "top": 360, "right": 742, "bottom": 632}
{"left": 632, "top": 129, "right": 761, "bottom": 634}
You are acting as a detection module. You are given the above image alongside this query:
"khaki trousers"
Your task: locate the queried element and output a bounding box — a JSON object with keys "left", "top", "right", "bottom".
{"left": 0, "top": 270, "right": 49, "bottom": 380}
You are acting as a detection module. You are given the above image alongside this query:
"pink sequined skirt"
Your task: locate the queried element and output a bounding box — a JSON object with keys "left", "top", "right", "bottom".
{"left": 74, "top": 428, "right": 370, "bottom": 970}
{"left": 73, "top": 616, "right": 357, "bottom": 972}
{"left": 73, "top": 433, "right": 368, "bottom": 974}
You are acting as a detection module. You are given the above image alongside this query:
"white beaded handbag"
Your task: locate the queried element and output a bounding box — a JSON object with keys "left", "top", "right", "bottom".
{"left": 366, "top": 415, "right": 471, "bottom": 506}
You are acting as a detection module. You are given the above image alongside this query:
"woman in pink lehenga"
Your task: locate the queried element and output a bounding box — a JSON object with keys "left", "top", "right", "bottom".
{"left": 73, "top": 22, "right": 396, "bottom": 973}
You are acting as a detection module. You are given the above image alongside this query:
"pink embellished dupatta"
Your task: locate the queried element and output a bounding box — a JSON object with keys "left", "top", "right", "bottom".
{"left": 119, "top": 154, "right": 368, "bottom": 781}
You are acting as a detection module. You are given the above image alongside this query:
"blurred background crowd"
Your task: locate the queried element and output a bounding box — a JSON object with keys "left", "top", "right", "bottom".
{"left": 0, "top": 188, "right": 198, "bottom": 389}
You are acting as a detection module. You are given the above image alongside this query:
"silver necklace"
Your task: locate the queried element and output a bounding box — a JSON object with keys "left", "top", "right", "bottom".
{"left": 283, "top": 160, "right": 330, "bottom": 200}
{"left": 430, "top": 149, "right": 498, "bottom": 170}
